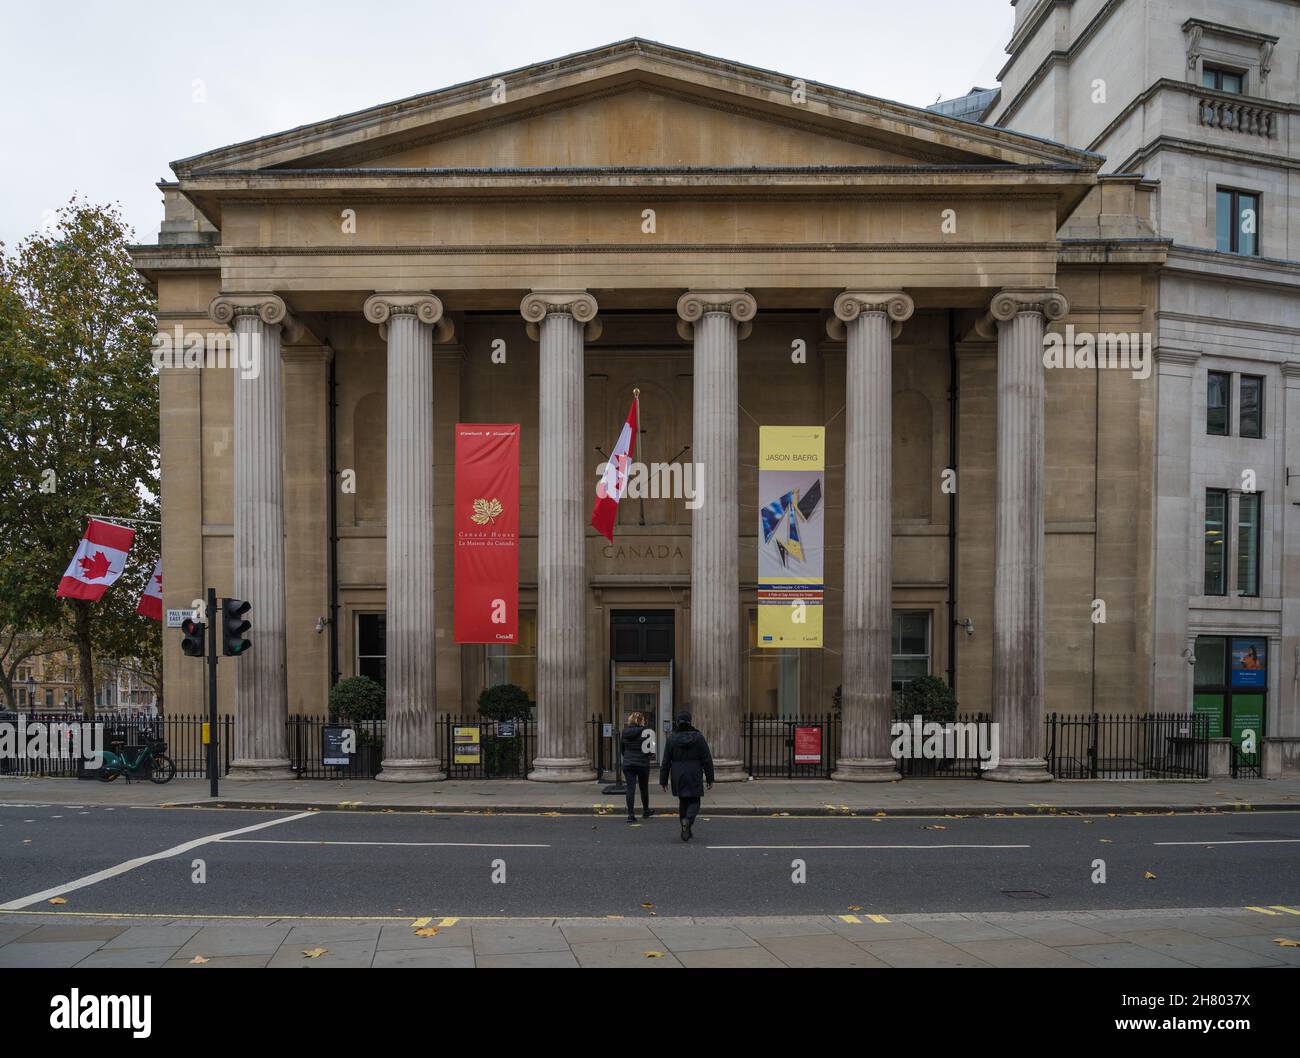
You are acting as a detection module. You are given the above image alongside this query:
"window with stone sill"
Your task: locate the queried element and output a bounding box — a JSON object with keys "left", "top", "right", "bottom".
{"left": 1239, "top": 375, "right": 1263, "bottom": 439}
{"left": 1206, "top": 371, "right": 1230, "bottom": 435}
{"left": 1237, "top": 493, "right": 1261, "bottom": 598}
{"left": 891, "top": 611, "right": 931, "bottom": 691}
{"left": 1204, "top": 489, "right": 1228, "bottom": 596}
{"left": 1203, "top": 65, "right": 1245, "bottom": 93}
{"left": 1216, "top": 187, "right": 1260, "bottom": 256}
{"left": 355, "top": 612, "right": 386, "bottom": 686}
{"left": 485, "top": 611, "right": 537, "bottom": 705}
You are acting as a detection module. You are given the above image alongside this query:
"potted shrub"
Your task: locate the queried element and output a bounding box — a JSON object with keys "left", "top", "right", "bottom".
{"left": 327, "top": 676, "right": 385, "bottom": 773}
{"left": 477, "top": 683, "right": 532, "bottom": 776}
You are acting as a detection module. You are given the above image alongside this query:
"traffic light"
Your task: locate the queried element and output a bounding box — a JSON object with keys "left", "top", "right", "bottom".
{"left": 181, "top": 617, "right": 206, "bottom": 658}
{"left": 222, "top": 598, "right": 251, "bottom": 656}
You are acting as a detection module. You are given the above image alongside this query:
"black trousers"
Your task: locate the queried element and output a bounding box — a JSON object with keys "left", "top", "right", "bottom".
{"left": 623, "top": 766, "right": 650, "bottom": 814}
{"left": 678, "top": 796, "right": 701, "bottom": 822}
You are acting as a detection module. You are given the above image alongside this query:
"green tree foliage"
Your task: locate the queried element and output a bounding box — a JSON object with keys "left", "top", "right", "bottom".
{"left": 0, "top": 199, "right": 159, "bottom": 716}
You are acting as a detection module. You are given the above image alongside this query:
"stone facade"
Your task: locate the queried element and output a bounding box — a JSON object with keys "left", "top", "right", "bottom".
{"left": 987, "top": 0, "right": 1300, "bottom": 775}
{"left": 133, "top": 39, "right": 1168, "bottom": 779}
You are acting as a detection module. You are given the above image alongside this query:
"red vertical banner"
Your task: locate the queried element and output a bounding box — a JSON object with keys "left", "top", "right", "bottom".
{"left": 454, "top": 424, "right": 520, "bottom": 644}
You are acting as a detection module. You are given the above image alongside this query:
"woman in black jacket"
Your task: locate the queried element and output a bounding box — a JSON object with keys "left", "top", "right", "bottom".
{"left": 658, "top": 710, "right": 715, "bottom": 841}
{"left": 620, "top": 711, "right": 655, "bottom": 822}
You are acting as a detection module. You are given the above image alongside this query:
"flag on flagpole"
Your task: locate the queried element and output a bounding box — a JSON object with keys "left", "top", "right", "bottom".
{"left": 56, "top": 519, "right": 135, "bottom": 602}
{"left": 137, "top": 559, "right": 163, "bottom": 621}
{"left": 592, "top": 391, "right": 639, "bottom": 542}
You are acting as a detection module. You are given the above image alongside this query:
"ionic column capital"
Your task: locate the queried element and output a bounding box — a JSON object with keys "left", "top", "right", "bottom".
{"left": 364, "top": 292, "right": 454, "bottom": 343}
{"left": 210, "top": 293, "right": 306, "bottom": 344}
{"left": 676, "top": 290, "right": 756, "bottom": 341}
{"left": 521, "top": 290, "right": 600, "bottom": 341}
{"left": 826, "top": 290, "right": 914, "bottom": 340}
{"left": 976, "top": 288, "right": 1069, "bottom": 338}
{"left": 990, "top": 289, "right": 1069, "bottom": 321}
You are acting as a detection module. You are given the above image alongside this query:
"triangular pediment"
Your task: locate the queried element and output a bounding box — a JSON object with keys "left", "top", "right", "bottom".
{"left": 354, "top": 85, "right": 935, "bottom": 169}
{"left": 173, "top": 39, "right": 1100, "bottom": 178}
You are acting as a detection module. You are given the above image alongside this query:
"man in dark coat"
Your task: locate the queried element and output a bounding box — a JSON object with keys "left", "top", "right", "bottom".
{"left": 658, "top": 710, "right": 715, "bottom": 841}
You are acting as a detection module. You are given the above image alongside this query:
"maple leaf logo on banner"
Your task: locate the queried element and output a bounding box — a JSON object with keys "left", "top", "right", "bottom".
{"left": 470, "top": 497, "right": 504, "bottom": 526}
{"left": 77, "top": 550, "right": 112, "bottom": 580}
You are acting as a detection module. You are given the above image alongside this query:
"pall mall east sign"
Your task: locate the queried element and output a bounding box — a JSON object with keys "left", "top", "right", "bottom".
{"left": 453, "top": 424, "right": 520, "bottom": 644}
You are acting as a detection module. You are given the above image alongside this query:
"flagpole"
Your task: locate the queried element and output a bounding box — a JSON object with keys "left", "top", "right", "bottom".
{"left": 86, "top": 514, "right": 162, "bottom": 526}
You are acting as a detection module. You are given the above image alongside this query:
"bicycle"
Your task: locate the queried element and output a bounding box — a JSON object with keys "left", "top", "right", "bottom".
{"left": 98, "top": 737, "right": 176, "bottom": 784}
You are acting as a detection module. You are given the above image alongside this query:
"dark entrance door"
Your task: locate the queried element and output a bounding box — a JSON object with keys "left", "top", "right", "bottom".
{"left": 610, "top": 611, "right": 674, "bottom": 757}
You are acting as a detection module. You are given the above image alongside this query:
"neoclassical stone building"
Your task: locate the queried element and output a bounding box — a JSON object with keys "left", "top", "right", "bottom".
{"left": 133, "top": 39, "right": 1169, "bottom": 782}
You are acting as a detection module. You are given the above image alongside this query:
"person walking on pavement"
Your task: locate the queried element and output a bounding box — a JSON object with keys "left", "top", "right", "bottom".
{"left": 621, "top": 710, "right": 655, "bottom": 822}
{"left": 659, "top": 709, "right": 714, "bottom": 841}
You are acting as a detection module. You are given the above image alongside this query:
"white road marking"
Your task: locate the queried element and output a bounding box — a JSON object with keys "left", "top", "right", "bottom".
{"left": 1153, "top": 839, "right": 1300, "bottom": 846}
{"left": 706, "top": 843, "right": 1031, "bottom": 850}
{"left": 0, "top": 811, "right": 316, "bottom": 911}
{"left": 220, "top": 839, "right": 550, "bottom": 848}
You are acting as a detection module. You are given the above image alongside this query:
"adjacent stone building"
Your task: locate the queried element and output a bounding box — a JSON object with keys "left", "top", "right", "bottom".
{"left": 983, "top": 0, "right": 1299, "bottom": 776}
{"left": 134, "top": 38, "right": 1173, "bottom": 781}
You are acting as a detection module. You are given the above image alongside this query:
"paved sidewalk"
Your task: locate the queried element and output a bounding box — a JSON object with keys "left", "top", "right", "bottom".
{"left": 2, "top": 774, "right": 1298, "bottom": 815}
{"left": 2, "top": 906, "right": 1298, "bottom": 967}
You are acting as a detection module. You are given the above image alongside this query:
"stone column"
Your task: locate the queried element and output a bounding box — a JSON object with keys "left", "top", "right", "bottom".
{"left": 364, "top": 292, "right": 451, "bottom": 781}
{"left": 980, "top": 289, "right": 1067, "bottom": 782}
{"left": 677, "top": 290, "right": 756, "bottom": 781}
{"left": 209, "top": 294, "right": 296, "bottom": 779}
{"left": 827, "top": 291, "right": 914, "bottom": 781}
{"left": 522, "top": 290, "right": 601, "bottom": 781}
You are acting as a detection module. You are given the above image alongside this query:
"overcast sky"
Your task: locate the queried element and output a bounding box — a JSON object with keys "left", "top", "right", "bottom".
{"left": 0, "top": 0, "right": 1015, "bottom": 249}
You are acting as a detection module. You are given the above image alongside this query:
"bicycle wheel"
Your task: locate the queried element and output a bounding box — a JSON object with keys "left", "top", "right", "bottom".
{"left": 149, "top": 755, "right": 176, "bottom": 784}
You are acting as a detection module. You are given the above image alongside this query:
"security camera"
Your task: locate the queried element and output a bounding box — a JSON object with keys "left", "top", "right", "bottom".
{"left": 314, "top": 616, "right": 330, "bottom": 635}
{"left": 958, "top": 618, "right": 974, "bottom": 638}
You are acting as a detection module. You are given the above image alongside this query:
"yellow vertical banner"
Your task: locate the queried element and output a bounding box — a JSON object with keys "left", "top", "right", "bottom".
{"left": 757, "top": 426, "right": 825, "bottom": 648}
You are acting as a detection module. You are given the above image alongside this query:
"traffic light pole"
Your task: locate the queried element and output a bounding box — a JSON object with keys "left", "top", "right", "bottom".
{"left": 206, "top": 586, "right": 219, "bottom": 798}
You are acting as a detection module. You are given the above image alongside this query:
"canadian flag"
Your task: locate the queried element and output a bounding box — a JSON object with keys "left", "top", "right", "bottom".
{"left": 136, "top": 559, "right": 163, "bottom": 621}
{"left": 591, "top": 393, "right": 639, "bottom": 542}
{"left": 56, "top": 519, "right": 135, "bottom": 602}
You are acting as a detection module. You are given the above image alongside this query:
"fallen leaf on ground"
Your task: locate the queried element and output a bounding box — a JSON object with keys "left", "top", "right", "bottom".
{"left": 1273, "top": 939, "right": 1300, "bottom": 948}
{"left": 847, "top": 905, "right": 863, "bottom": 911}
{"left": 641, "top": 902, "right": 655, "bottom": 909}
{"left": 1099, "top": 838, "right": 1112, "bottom": 843}
{"left": 48, "top": 897, "right": 67, "bottom": 905}
{"left": 414, "top": 927, "right": 439, "bottom": 937}
{"left": 1143, "top": 871, "right": 1157, "bottom": 880}
{"left": 922, "top": 825, "right": 946, "bottom": 831}
{"left": 303, "top": 948, "right": 329, "bottom": 959}
{"left": 644, "top": 950, "right": 665, "bottom": 958}
{"left": 189, "top": 955, "right": 209, "bottom": 964}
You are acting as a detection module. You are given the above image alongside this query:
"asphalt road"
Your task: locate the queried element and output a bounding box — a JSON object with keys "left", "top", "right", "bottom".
{"left": 1, "top": 803, "right": 1298, "bottom": 918}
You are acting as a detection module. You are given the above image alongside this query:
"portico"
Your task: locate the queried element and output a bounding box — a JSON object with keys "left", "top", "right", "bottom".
{"left": 134, "top": 40, "right": 1166, "bottom": 782}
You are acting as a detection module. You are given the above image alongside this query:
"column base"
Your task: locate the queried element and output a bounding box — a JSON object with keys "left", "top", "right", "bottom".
{"left": 832, "top": 758, "right": 901, "bottom": 782}
{"left": 982, "top": 757, "right": 1053, "bottom": 783}
{"left": 710, "top": 758, "right": 749, "bottom": 783}
{"left": 226, "top": 759, "right": 296, "bottom": 781}
{"left": 528, "top": 757, "right": 598, "bottom": 782}
{"left": 376, "top": 758, "right": 446, "bottom": 782}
